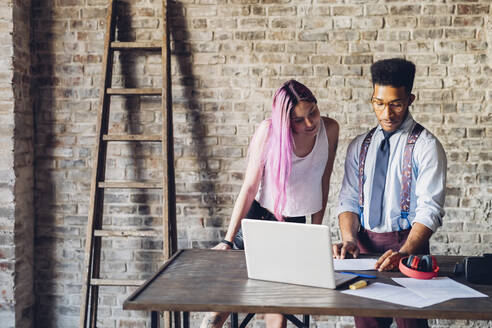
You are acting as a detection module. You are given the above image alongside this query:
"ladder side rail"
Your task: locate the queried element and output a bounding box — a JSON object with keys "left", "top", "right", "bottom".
{"left": 161, "top": 2, "right": 177, "bottom": 327}
{"left": 79, "top": 0, "right": 118, "bottom": 327}
{"left": 161, "top": 0, "right": 177, "bottom": 262}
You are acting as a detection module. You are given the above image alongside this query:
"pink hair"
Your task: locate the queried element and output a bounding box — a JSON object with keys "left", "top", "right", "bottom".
{"left": 251, "top": 80, "right": 317, "bottom": 221}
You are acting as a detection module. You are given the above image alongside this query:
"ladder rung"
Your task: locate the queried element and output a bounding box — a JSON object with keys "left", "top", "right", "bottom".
{"left": 111, "top": 41, "right": 162, "bottom": 50}
{"left": 107, "top": 88, "right": 162, "bottom": 95}
{"left": 90, "top": 279, "right": 144, "bottom": 286}
{"left": 98, "top": 181, "right": 163, "bottom": 189}
{"left": 103, "top": 134, "right": 162, "bottom": 142}
{"left": 94, "top": 230, "right": 160, "bottom": 237}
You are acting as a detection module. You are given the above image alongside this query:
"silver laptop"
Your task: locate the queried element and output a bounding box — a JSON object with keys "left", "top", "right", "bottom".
{"left": 241, "top": 219, "right": 357, "bottom": 289}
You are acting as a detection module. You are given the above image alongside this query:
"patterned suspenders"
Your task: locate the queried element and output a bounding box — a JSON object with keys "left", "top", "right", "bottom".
{"left": 358, "top": 127, "right": 377, "bottom": 228}
{"left": 358, "top": 123, "right": 424, "bottom": 230}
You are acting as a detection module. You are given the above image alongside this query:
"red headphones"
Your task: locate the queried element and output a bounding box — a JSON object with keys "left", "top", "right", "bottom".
{"left": 399, "top": 255, "right": 439, "bottom": 279}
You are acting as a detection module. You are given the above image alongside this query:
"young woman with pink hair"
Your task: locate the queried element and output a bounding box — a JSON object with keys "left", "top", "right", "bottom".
{"left": 201, "top": 80, "right": 339, "bottom": 328}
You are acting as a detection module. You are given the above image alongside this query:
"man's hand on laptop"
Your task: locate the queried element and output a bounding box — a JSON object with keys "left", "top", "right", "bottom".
{"left": 332, "top": 240, "right": 360, "bottom": 259}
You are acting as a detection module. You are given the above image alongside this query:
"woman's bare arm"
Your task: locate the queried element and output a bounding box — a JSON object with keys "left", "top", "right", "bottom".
{"left": 215, "top": 121, "right": 270, "bottom": 249}
{"left": 312, "top": 117, "right": 339, "bottom": 225}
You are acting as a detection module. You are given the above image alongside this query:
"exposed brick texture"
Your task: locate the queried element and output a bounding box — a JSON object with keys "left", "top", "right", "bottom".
{"left": 0, "top": 0, "right": 16, "bottom": 320}
{"left": 0, "top": 0, "right": 34, "bottom": 327}
{"left": 13, "top": 0, "right": 35, "bottom": 325}
{"left": 23, "top": 0, "right": 492, "bottom": 327}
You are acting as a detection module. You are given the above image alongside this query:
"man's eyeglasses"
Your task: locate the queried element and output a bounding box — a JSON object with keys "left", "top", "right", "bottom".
{"left": 371, "top": 98, "right": 407, "bottom": 113}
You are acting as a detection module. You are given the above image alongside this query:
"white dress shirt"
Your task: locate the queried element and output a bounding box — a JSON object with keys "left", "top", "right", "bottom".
{"left": 337, "top": 113, "right": 447, "bottom": 232}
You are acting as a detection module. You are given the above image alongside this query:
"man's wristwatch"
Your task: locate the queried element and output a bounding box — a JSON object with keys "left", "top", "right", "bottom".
{"left": 221, "top": 239, "right": 234, "bottom": 248}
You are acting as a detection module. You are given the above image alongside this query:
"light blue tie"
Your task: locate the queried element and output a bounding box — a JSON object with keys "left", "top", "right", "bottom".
{"left": 369, "top": 131, "right": 395, "bottom": 229}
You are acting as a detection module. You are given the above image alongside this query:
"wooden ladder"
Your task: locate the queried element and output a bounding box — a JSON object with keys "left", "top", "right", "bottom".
{"left": 79, "top": 1, "right": 177, "bottom": 327}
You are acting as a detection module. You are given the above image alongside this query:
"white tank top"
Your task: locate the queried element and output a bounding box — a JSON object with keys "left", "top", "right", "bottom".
{"left": 255, "top": 119, "right": 329, "bottom": 217}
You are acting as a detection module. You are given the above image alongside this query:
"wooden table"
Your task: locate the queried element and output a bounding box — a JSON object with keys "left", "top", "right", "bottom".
{"left": 124, "top": 249, "right": 492, "bottom": 327}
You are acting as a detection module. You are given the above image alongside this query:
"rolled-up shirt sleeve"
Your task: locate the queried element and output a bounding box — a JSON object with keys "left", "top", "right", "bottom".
{"left": 337, "top": 137, "right": 361, "bottom": 217}
{"left": 412, "top": 137, "right": 447, "bottom": 232}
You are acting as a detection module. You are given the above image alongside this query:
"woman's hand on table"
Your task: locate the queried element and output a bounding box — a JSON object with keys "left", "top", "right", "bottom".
{"left": 212, "top": 241, "right": 232, "bottom": 250}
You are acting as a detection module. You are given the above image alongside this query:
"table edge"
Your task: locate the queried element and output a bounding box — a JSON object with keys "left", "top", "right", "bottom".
{"left": 122, "top": 302, "right": 492, "bottom": 320}
{"left": 124, "top": 249, "right": 184, "bottom": 304}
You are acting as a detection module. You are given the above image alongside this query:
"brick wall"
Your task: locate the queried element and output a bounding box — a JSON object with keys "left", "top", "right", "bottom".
{"left": 13, "top": 0, "right": 34, "bottom": 326}
{"left": 0, "top": 0, "right": 34, "bottom": 327}
{"left": 30, "top": 0, "right": 492, "bottom": 327}
{"left": 0, "top": 0, "right": 16, "bottom": 325}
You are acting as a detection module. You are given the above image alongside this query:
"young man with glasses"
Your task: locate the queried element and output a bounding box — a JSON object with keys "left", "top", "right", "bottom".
{"left": 333, "top": 58, "right": 447, "bottom": 328}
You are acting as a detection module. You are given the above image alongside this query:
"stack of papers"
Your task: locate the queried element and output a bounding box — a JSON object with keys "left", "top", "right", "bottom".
{"left": 392, "top": 277, "right": 487, "bottom": 299}
{"left": 342, "top": 277, "right": 487, "bottom": 308}
{"left": 334, "top": 258, "right": 377, "bottom": 271}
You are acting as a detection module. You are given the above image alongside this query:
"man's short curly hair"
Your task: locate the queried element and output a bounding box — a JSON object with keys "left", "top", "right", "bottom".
{"left": 370, "top": 58, "right": 416, "bottom": 94}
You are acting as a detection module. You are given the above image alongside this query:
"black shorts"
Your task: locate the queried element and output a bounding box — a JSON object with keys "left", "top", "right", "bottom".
{"left": 233, "top": 200, "right": 306, "bottom": 250}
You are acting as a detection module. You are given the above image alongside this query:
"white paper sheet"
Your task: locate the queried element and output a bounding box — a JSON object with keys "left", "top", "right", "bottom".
{"left": 342, "top": 282, "right": 453, "bottom": 308}
{"left": 334, "top": 258, "right": 378, "bottom": 271}
{"left": 392, "top": 277, "right": 488, "bottom": 299}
